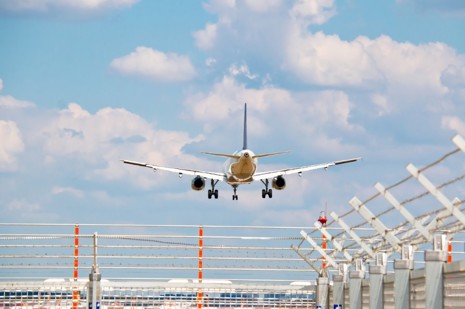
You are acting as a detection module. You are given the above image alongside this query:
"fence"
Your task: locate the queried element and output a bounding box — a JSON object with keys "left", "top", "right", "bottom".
{"left": 0, "top": 224, "right": 323, "bottom": 308}
{"left": 2, "top": 134, "right": 465, "bottom": 309}
{"left": 0, "top": 281, "right": 317, "bottom": 309}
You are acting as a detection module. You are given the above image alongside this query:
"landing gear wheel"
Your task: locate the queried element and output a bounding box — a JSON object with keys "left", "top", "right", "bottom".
{"left": 260, "top": 180, "right": 273, "bottom": 198}
{"left": 208, "top": 179, "right": 219, "bottom": 200}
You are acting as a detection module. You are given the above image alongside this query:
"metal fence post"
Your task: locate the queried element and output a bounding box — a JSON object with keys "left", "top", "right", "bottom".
{"left": 332, "top": 264, "right": 347, "bottom": 309}
{"left": 394, "top": 245, "right": 413, "bottom": 309}
{"left": 349, "top": 259, "right": 365, "bottom": 309}
{"left": 425, "top": 234, "right": 447, "bottom": 309}
{"left": 369, "top": 253, "right": 387, "bottom": 309}
{"left": 316, "top": 276, "right": 329, "bottom": 309}
{"left": 87, "top": 233, "right": 101, "bottom": 309}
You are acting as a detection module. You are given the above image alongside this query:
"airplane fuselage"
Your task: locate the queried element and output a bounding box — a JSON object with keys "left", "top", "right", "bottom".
{"left": 224, "top": 149, "right": 257, "bottom": 185}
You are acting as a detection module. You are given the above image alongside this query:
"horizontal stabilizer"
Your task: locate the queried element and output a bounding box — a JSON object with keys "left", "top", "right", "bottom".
{"left": 252, "top": 151, "right": 289, "bottom": 159}
{"left": 202, "top": 152, "right": 241, "bottom": 159}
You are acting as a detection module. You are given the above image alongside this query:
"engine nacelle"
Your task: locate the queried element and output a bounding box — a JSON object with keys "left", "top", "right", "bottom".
{"left": 191, "top": 176, "right": 206, "bottom": 191}
{"left": 272, "top": 175, "right": 286, "bottom": 190}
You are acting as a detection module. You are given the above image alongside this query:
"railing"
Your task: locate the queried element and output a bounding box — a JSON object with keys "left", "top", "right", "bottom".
{"left": 0, "top": 281, "right": 317, "bottom": 309}
{"left": 2, "top": 135, "right": 465, "bottom": 308}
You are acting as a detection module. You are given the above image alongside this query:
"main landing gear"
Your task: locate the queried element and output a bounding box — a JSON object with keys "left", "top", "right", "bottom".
{"left": 208, "top": 179, "right": 219, "bottom": 199}
{"left": 232, "top": 186, "right": 238, "bottom": 200}
{"left": 261, "top": 179, "right": 273, "bottom": 198}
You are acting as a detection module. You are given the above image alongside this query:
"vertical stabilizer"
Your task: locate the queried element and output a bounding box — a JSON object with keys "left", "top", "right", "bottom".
{"left": 243, "top": 103, "right": 247, "bottom": 150}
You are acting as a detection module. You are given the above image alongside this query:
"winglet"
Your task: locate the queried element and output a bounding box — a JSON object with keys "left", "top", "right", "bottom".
{"left": 121, "top": 160, "right": 148, "bottom": 167}
{"left": 243, "top": 103, "right": 247, "bottom": 150}
{"left": 334, "top": 157, "right": 362, "bottom": 165}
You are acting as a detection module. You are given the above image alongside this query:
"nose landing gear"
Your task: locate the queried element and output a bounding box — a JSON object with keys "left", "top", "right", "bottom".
{"left": 232, "top": 186, "right": 238, "bottom": 200}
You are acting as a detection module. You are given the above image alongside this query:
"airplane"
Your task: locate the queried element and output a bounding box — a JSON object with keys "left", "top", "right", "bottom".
{"left": 122, "top": 103, "right": 361, "bottom": 200}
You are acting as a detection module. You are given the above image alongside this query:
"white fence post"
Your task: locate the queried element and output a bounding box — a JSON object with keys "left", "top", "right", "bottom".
{"left": 425, "top": 234, "right": 447, "bottom": 309}
{"left": 332, "top": 264, "right": 348, "bottom": 309}
{"left": 349, "top": 259, "right": 365, "bottom": 309}
{"left": 316, "top": 276, "right": 330, "bottom": 309}
{"left": 369, "top": 253, "right": 387, "bottom": 309}
{"left": 394, "top": 245, "right": 414, "bottom": 309}
{"left": 87, "top": 233, "right": 101, "bottom": 309}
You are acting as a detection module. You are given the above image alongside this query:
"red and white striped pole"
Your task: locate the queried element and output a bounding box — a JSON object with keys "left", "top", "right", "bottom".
{"left": 447, "top": 238, "right": 453, "bottom": 263}
{"left": 322, "top": 234, "right": 327, "bottom": 269}
{"left": 72, "top": 224, "right": 79, "bottom": 309}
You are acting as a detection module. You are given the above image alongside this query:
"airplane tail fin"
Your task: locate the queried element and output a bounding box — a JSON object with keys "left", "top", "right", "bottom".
{"left": 202, "top": 104, "right": 289, "bottom": 159}
{"left": 243, "top": 103, "right": 247, "bottom": 150}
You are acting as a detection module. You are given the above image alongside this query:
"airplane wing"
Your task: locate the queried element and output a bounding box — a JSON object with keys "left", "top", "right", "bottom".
{"left": 122, "top": 160, "right": 226, "bottom": 181}
{"left": 253, "top": 157, "right": 361, "bottom": 181}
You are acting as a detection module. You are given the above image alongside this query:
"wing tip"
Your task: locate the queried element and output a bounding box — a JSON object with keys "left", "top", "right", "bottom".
{"left": 121, "top": 160, "right": 148, "bottom": 167}
{"left": 334, "top": 157, "right": 362, "bottom": 165}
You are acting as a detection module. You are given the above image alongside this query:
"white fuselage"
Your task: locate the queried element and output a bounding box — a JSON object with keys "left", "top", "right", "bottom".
{"left": 223, "top": 149, "right": 257, "bottom": 185}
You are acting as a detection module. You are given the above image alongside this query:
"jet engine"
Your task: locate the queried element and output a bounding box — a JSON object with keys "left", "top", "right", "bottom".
{"left": 272, "top": 175, "right": 286, "bottom": 190}
{"left": 191, "top": 176, "right": 206, "bottom": 191}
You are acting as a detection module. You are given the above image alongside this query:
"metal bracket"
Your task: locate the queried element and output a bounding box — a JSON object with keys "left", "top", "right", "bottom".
{"left": 375, "top": 182, "right": 433, "bottom": 242}
{"left": 330, "top": 211, "right": 375, "bottom": 258}
{"left": 318, "top": 227, "right": 353, "bottom": 262}
{"left": 300, "top": 230, "right": 338, "bottom": 268}
{"left": 406, "top": 163, "right": 465, "bottom": 227}
{"left": 350, "top": 196, "right": 401, "bottom": 251}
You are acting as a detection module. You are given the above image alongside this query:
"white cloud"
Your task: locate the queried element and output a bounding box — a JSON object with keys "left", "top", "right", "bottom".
{"left": 203, "top": 0, "right": 236, "bottom": 14}
{"left": 40, "top": 103, "right": 206, "bottom": 188}
{"left": 0, "top": 0, "right": 137, "bottom": 13}
{"left": 111, "top": 47, "right": 196, "bottom": 82}
{"left": 6, "top": 199, "right": 40, "bottom": 212}
{"left": 4, "top": 199, "right": 60, "bottom": 222}
{"left": 0, "top": 120, "right": 25, "bottom": 171}
{"left": 285, "top": 31, "right": 382, "bottom": 87}
{"left": 442, "top": 116, "right": 465, "bottom": 135}
{"left": 195, "top": 0, "right": 465, "bottom": 98}
{"left": 228, "top": 64, "right": 257, "bottom": 80}
{"left": 52, "top": 186, "right": 85, "bottom": 198}
{"left": 0, "top": 80, "right": 34, "bottom": 109}
{"left": 442, "top": 65, "right": 465, "bottom": 88}
{"left": 194, "top": 23, "right": 218, "bottom": 51}
{"left": 371, "top": 93, "right": 391, "bottom": 116}
{"left": 194, "top": 1, "right": 290, "bottom": 62}
{"left": 244, "top": 0, "right": 283, "bottom": 13}
{"left": 194, "top": 0, "right": 336, "bottom": 60}
{"left": 183, "top": 75, "right": 360, "bottom": 155}
{"left": 290, "top": 0, "right": 336, "bottom": 25}
{"left": 183, "top": 76, "right": 290, "bottom": 128}
{"left": 285, "top": 31, "right": 464, "bottom": 93}
{"left": 205, "top": 57, "right": 217, "bottom": 67}
{"left": 0, "top": 95, "right": 35, "bottom": 109}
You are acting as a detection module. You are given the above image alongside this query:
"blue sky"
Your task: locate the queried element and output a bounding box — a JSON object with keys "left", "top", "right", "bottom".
{"left": 1, "top": 0, "right": 465, "bottom": 227}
